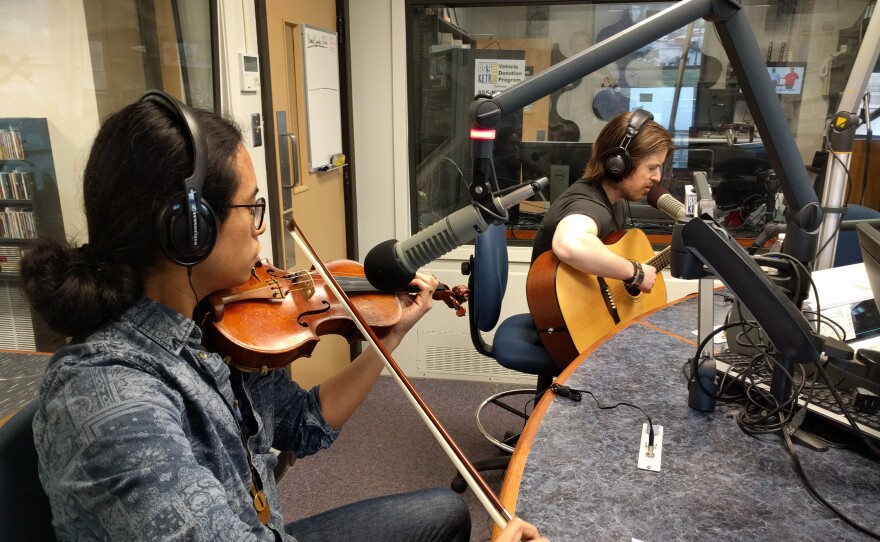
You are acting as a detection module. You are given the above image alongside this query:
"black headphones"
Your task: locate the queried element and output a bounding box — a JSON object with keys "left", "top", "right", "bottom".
{"left": 602, "top": 108, "right": 654, "bottom": 181}
{"left": 141, "top": 90, "right": 217, "bottom": 266}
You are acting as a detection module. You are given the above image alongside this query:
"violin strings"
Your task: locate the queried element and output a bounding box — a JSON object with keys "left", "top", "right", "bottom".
{"left": 253, "top": 267, "right": 450, "bottom": 302}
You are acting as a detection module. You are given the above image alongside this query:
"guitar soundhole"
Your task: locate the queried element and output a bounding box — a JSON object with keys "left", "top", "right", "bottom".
{"left": 624, "top": 284, "right": 641, "bottom": 297}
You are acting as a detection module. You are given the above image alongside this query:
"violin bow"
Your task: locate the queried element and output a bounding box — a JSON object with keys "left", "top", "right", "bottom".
{"left": 286, "top": 219, "right": 513, "bottom": 529}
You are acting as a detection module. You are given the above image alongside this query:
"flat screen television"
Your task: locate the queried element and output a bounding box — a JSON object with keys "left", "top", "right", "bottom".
{"left": 767, "top": 61, "right": 806, "bottom": 96}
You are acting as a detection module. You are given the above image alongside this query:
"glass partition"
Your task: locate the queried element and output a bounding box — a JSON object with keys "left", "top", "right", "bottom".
{"left": 406, "top": 1, "right": 877, "bottom": 243}
{"left": 0, "top": 0, "right": 216, "bottom": 351}
{"left": 84, "top": 0, "right": 217, "bottom": 118}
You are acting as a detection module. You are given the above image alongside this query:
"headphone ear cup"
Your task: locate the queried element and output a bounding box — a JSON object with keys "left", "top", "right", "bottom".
{"left": 603, "top": 147, "right": 631, "bottom": 180}
{"left": 156, "top": 196, "right": 217, "bottom": 266}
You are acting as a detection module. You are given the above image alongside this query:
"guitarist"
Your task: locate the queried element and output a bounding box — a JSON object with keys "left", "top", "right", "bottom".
{"left": 530, "top": 109, "right": 673, "bottom": 292}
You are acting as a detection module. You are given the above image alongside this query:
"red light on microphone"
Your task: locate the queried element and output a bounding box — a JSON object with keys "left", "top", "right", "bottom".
{"left": 470, "top": 128, "right": 496, "bottom": 140}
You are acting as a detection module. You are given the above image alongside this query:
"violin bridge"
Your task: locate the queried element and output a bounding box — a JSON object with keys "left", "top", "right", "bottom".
{"left": 294, "top": 270, "right": 315, "bottom": 300}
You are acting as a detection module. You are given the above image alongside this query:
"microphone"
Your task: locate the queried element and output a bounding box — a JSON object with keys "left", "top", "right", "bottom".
{"left": 646, "top": 185, "right": 687, "bottom": 220}
{"left": 364, "top": 177, "right": 549, "bottom": 291}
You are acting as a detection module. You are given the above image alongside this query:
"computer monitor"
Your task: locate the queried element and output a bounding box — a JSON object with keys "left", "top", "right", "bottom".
{"left": 517, "top": 141, "right": 591, "bottom": 202}
{"left": 693, "top": 86, "right": 740, "bottom": 132}
{"left": 766, "top": 62, "right": 807, "bottom": 97}
{"left": 856, "top": 222, "right": 880, "bottom": 313}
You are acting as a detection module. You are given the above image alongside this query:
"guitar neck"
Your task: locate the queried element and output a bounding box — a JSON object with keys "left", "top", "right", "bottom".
{"left": 646, "top": 246, "right": 672, "bottom": 272}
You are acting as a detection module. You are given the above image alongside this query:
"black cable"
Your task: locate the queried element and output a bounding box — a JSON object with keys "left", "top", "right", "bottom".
{"left": 810, "top": 360, "right": 880, "bottom": 459}
{"left": 781, "top": 412, "right": 880, "bottom": 540}
{"left": 859, "top": 92, "right": 872, "bottom": 207}
{"left": 550, "top": 383, "right": 656, "bottom": 446}
{"left": 802, "top": 311, "right": 847, "bottom": 341}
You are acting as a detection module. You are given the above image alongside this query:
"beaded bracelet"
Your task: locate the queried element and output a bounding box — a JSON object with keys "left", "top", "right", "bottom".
{"left": 623, "top": 259, "right": 644, "bottom": 288}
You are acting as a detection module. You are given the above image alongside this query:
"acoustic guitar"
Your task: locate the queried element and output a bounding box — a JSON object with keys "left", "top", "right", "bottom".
{"left": 526, "top": 228, "right": 671, "bottom": 369}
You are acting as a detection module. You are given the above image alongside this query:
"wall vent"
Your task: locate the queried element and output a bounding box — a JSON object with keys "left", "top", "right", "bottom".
{"left": 0, "top": 280, "right": 36, "bottom": 351}
{"left": 417, "top": 331, "right": 535, "bottom": 384}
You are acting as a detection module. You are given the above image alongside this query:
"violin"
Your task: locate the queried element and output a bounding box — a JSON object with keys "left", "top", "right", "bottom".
{"left": 204, "top": 219, "right": 515, "bottom": 530}
{"left": 201, "top": 258, "right": 469, "bottom": 374}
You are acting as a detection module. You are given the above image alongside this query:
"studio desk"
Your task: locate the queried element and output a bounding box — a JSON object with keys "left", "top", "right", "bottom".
{"left": 499, "top": 293, "right": 880, "bottom": 542}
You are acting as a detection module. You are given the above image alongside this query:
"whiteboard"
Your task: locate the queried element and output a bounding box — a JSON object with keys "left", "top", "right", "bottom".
{"left": 301, "top": 25, "right": 342, "bottom": 172}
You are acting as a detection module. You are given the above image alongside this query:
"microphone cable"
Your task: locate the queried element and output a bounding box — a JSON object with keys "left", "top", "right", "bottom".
{"left": 781, "top": 421, "right": 880, "bottom": 540}
{"left": 779, "top": 362, "right": 880, "bottom": 540}
{"left": 549, "top": 383, "right": 657, "bottom": 451}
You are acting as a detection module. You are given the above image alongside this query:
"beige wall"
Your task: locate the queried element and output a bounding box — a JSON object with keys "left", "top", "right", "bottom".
{"left": 0, "top": 0, "right": 270, "bottom": 262}
{"left": 0, "top": 2, "right": 100, "bottom": 242}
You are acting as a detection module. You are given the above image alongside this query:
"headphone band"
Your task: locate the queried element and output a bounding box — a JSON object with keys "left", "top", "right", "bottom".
{"left": 602, "top": 108, "right": 654, "bottom": 180}
{"left": 140, "top": 89, "right": 216, "bottom": 266}
{"left": 620, "top": 108, "right": 654, "bottom": 150}
{"left": 141, "top": 89, "right": 208, "bottom": 217}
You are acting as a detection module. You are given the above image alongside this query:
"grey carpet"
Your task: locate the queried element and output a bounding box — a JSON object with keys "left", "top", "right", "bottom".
{"left": 276, "top": 375, "right": 535, "bottom": 542}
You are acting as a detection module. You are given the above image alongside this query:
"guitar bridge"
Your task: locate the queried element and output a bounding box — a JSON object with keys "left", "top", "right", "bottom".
{"left": 597, "top": 277, "right": 621, "bottom": 324}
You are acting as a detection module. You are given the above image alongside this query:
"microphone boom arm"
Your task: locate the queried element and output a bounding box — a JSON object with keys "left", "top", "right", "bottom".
{"left": 466, "top": 0, "right": 823, "bottom": 266}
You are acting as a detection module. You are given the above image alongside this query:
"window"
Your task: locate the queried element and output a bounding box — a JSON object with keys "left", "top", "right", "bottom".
{"left": 406, "top": 1, "right": 876, "bottom": 245}
{"left": 0, "top": 1, "right": 216, "bottom": 350}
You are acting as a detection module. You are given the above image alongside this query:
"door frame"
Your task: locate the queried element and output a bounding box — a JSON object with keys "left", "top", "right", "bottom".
{"left": 253, "top": 0, "right": 358, "bottom": 266}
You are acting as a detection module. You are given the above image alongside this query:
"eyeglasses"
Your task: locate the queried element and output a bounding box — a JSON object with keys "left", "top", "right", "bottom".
{"left": 224, "top": 196, "right": 266, "bottom": 230}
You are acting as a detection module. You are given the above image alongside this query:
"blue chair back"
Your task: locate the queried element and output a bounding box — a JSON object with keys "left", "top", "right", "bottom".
{"left": 472, "top": 224, "right": 509, "bottom": 333}
{"left": 0, "top": 399, "right": 55, "bottom": 541}
{"left": 836, "top": 204, "right": 880, "bottom": 267}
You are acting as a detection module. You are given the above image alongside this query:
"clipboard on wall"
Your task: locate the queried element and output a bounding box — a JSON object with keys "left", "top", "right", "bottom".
{"left": 301, "top": 24, "right": 343, "bottom": 172}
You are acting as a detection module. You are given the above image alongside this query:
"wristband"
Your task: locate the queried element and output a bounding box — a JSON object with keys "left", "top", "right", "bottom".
{"left": 623, "top": 260, "right": 644, "bottom": 287}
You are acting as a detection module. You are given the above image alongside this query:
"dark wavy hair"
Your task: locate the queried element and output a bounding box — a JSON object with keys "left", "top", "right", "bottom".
{"left": 20, "top": 96, "right": 243, "bottom": 339}
{"left": 582, "top": 111, "right": 673, "bottom": 183}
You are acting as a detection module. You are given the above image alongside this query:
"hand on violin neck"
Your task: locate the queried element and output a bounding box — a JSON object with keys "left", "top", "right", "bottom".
{"left": 389, "top": 271, "right": 439, "bottom": 340}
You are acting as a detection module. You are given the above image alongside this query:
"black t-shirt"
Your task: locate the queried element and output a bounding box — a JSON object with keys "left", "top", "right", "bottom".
{"left": 530, "top": 180, "right": 628, "bottom": 263}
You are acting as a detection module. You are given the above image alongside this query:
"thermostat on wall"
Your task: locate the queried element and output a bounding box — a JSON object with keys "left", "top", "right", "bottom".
{"left": 239, "top": 53, "right": 260, "bottom": 92}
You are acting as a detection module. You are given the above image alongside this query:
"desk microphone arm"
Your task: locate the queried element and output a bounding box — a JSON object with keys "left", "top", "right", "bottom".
{"left": 672, "top": 217, "right": 822, "bottom": 363}
{"left": 671, "top": 217, "right": 833, "bottom": 408}
{"left": 466, "top": 0, "right": 822, "bottom": 266}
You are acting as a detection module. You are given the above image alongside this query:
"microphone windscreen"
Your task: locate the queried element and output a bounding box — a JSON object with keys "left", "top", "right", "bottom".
{"left": 646, "top": 184, "right": 687, "bottom": 219}
{"left": 364, "top": 239, "right": 413, "bottom": 292}
{"left": 646, "top": 185, "right": 669, "bottom": 208}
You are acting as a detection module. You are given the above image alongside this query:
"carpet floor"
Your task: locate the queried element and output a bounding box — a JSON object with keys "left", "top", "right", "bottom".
{"left": 276, "top": 375, "right": 535, "bottom": 542}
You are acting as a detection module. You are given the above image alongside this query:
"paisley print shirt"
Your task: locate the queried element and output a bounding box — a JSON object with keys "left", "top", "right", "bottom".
{"left": 33, "top": 297, "right": 339, "bottom": 541}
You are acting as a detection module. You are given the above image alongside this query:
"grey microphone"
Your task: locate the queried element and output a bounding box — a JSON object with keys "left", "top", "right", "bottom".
{"left": 364, "top": 177, "right": 549, "bottom": 291}
{"left": 646, "top": 184, "right": 687, "bottom": 220}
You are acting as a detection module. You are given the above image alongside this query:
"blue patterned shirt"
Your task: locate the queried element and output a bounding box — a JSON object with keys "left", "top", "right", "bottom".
{"left": 33, "top": 297, "right": 339, "bottom": 541}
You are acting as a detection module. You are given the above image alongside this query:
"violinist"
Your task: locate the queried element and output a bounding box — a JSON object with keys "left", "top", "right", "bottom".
{"left": 20, "top": 92, "right": 547, "bottom": 541}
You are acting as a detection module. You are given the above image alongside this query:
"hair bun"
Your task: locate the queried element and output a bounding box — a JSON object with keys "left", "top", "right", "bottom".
{"left": 71, "top": 243, "right": 100, "bottom": 272}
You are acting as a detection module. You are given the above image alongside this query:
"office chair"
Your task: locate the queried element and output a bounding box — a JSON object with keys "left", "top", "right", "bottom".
{"left": 451, "top": 224, "right": 559, "bottom": 493}
{"left": 0, "top": 398, "right": 56, "bottom": 541}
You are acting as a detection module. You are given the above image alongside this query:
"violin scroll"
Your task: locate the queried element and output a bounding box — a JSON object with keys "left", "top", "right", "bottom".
{"left": 435, "top": 284, "right": 469, "bottom": 317}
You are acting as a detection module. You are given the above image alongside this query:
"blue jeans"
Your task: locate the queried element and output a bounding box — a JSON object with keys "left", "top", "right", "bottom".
{"left": 285, "top": 487, "right": 471, "bottom": 542}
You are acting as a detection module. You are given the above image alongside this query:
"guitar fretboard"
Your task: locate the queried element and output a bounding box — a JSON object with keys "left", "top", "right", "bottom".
{"left": 647, "top": 246, "right": 672, "bottom": 271}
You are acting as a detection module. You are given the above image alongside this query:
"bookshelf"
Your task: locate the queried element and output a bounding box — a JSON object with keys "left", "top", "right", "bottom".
{"left": 0, "top": 118, "right": 64, "bottom": 351}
